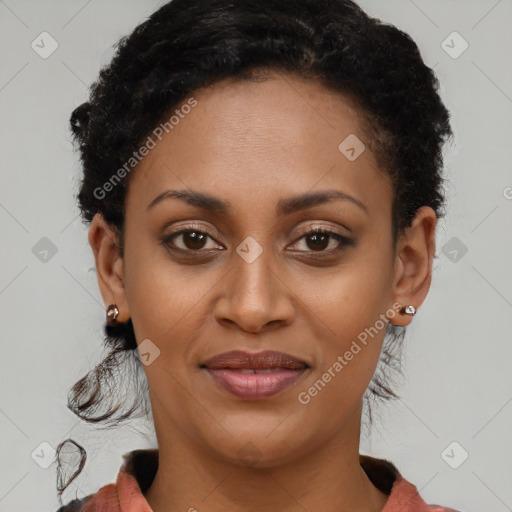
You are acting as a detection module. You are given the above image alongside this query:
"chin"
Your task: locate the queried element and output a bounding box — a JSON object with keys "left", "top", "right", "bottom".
{"left": 198, "top": 424, "right": 315, "bottom": 469}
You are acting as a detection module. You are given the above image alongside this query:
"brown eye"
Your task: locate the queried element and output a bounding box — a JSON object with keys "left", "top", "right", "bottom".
{"left": 180, "top": 231, "right": 207, "bottom": 250}
{"left": 304, "top": 232, "right": 330, "bottom": 251}
{"left": 290, "top": 229, "right": 351, "bottom": 254}
{"left": 162, "top": 228, "right": 223, "bottom": 252}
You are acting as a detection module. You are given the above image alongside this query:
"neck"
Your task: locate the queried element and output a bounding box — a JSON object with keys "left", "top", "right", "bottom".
{"left": 144, "top": 404, "right": 389, "bottom": 512}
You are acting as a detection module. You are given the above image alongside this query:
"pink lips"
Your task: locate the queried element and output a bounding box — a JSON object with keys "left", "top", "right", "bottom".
{"left": 205, "top": 368, "right": 308, "bottom": 400}
{"left": 201, "top": 350, "right": 309, "bottom": 400}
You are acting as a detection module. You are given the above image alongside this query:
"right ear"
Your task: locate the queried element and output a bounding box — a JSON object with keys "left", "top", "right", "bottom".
{"left": 88, "top": 213, "right": 130, "bottom": 323}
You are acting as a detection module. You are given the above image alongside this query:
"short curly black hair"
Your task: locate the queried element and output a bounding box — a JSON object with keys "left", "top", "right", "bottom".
{"left": 56, "top": 0, "right": 452, "bottom": 503}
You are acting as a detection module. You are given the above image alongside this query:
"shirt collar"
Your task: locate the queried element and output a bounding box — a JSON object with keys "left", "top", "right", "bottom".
{"left": 72, "top": 448, "right": 452, "bottom": 512}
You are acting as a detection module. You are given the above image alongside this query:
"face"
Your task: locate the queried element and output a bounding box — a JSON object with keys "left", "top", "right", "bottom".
{"left": 90, "top": 71, "right": 436, "bottom": 467}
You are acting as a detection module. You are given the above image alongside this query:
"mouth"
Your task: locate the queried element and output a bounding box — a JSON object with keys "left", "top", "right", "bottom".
{"left": 200, "top": 350, "right": 310, "bottom": 400}
{"left": 200, "top": 349, "right": 309, "bottom": 370}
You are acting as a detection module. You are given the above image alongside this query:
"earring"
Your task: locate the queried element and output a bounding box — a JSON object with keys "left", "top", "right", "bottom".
{"left": 106, "top": 303, "right": 120, "bottom": 325}
{"left": 402, "top": 305, "right": 416, "bottom": 316}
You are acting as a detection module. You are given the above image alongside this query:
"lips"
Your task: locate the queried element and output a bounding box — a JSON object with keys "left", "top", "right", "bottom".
{"left": 201, "top": 350, "right": 309, "bottom": 370}
{"left": 201, "top": 350, "right": 310, "bottom": 400}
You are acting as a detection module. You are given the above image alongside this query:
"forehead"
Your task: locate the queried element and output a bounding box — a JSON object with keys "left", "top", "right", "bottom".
{"left": 126, "top": 72, "right": 393, "bottom": 221}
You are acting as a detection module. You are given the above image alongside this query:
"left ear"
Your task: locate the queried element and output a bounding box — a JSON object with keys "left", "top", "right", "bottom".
{"left": 390, "top": 206, "right": 437, "bottom": 326}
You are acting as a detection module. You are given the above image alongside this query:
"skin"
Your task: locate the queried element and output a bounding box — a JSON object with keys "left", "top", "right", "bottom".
{"left": 89, "top": 71, "right": 437, "bottom": 512}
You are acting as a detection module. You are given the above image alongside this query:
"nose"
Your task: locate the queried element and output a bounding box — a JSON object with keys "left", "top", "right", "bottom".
{"left": 212, "top": 249, "right": 295, "bottom": 334}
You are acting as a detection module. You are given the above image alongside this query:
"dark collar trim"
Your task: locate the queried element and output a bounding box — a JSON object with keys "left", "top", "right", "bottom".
{"left": 121, "top": 449, "right": 399, "bottom": 495}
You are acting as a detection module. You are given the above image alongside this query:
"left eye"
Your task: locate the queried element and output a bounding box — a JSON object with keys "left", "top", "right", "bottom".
{"left": 289, "top": 229, "right": 348, "bottom": 253}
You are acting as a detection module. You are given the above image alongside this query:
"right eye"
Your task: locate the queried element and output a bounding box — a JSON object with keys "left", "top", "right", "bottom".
{"left": 161, "top": 228, "right": 224, "bottom": 252}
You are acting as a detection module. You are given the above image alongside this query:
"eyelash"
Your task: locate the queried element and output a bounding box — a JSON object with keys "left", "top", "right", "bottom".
{"left": 160, "top": 225, "right": 354, "bottom": 258}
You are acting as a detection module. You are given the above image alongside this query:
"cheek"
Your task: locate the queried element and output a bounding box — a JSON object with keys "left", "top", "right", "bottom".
{"left": 304, "top": 252, "right": 391, "bottom": 339}
{"left": 297, "top": 248, "right": 392, "bottom": 392}
{"left": 123, "top": 235, "right": 219, "bottom": 347}
{"left": 122, "top": 235, "right": 178, "bottom": 340}
{"left": 295, "top": 282, "right": 388, "bottom": 429}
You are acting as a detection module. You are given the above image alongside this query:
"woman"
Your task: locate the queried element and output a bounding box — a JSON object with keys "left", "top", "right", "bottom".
{"left": 55, "top": 0, "right": 460, "bottom": 510}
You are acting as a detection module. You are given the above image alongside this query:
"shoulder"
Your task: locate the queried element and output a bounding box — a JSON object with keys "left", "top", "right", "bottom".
{"left": 359, "top": 453, "right": 462, "bottom": 512}
{"left": 54, "top": 494, "right": 93, "bottom": 512}
{"left": 53, "top": 482, "right": 122, "bottom": 512}
{"left": 52, "top": 449, "right": 157, "bottom": 512}
{"left": 427, "top": 506, "right": 464, "bottom": 511}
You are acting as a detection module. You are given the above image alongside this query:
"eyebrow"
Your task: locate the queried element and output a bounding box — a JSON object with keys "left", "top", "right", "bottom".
{"left": 146, "top": 188, "right": 368, "bottom": 216}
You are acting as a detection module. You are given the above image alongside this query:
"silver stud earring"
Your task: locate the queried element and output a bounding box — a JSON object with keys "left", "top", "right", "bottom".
{"left": 402, "top": 305, "right": 416, "bottom": 316}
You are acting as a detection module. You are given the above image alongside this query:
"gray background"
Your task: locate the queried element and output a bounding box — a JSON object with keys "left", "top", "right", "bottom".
{"left": 1, "top": 0, "right": 511, "bottom": 511}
